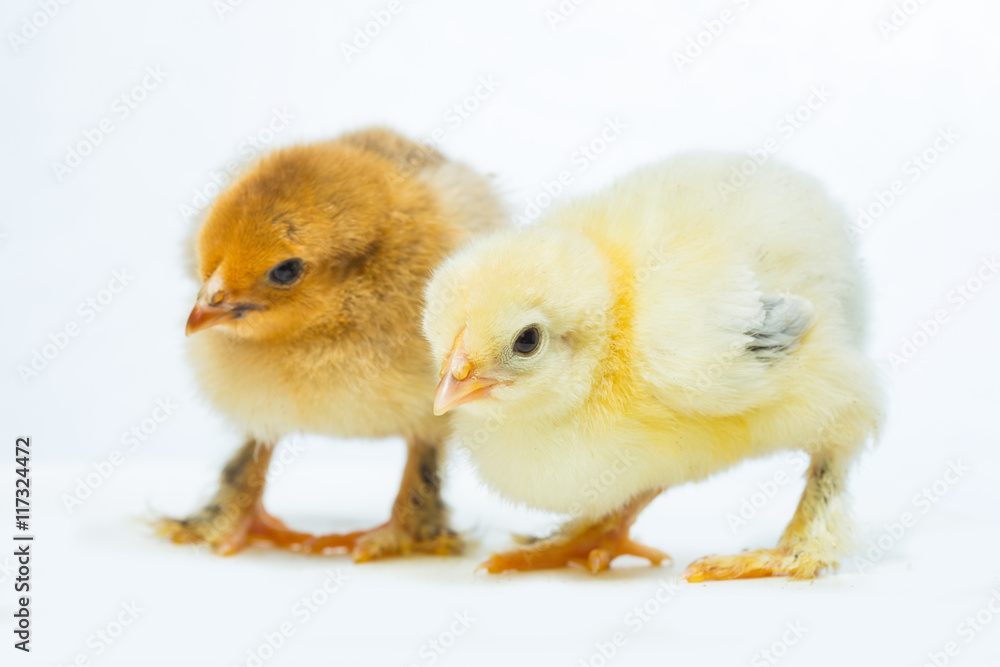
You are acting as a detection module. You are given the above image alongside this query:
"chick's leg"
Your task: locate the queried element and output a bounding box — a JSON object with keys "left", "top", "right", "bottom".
{"left": 154, "top": 438, "right": 325, "bottom": 555}
{"left": 345, "top": 438, "right": 464, "bottom": 562}
{"left": 228, "top": 439, "right": 462, "bottom": 559}
{"left": 481, "top": 489, "right": 669, "bottom": 575}
{"left": 684, "top": 450, "right": 854, "bottom": 582}
{"left": 256, "top": 438, "right": 462, "bottom": 559}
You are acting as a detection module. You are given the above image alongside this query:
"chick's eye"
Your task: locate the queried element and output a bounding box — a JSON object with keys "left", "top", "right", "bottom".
{"left": 268, "top": 258, "right": 304, "bottom": 286}
{"left": 513, "top": 326, "right": 540, "bottom": 355}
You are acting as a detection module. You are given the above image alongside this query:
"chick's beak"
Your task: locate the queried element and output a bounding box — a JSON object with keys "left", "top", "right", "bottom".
{"left": 433, "top": 342, "right": 497, "bottom": 416}
{"left": 186, "top": 303, "right": 228, "bottom": 336}
{"left": 185, "top": 289, "right": 250, "bottom": 336}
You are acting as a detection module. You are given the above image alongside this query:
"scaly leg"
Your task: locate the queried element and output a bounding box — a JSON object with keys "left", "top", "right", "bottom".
{"left": 684, "top": 449, "right": 855, "bottom": 582}
{"left": 481, "top": 489, "right": 669, "bottom": 575}
{"left": 293, "top": 437, "right": 463, "bottom": 560}
{"left": 346, "top": 437, "right": 463, "bottom": 562}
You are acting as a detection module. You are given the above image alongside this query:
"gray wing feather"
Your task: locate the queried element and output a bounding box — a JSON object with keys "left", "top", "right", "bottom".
{"left": 746, "top": 294, "right": 815, "bottom": 359}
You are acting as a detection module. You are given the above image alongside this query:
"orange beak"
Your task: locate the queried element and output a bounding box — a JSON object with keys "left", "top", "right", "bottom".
{"left": 433, "top": 338, "right": 498, "bottom": 416}
{"left": 185, "top": 288, "right": 261, "bottom": 336}
{"left": 185, "top": 303, "right": 232, "bottom": 336}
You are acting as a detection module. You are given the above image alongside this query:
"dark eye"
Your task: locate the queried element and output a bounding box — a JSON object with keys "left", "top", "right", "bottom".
{"left": 513, "top": 326, "right": 540, "bottom": 355}
{"left": 268, "top": 258, "right": 304, "bottom": 286}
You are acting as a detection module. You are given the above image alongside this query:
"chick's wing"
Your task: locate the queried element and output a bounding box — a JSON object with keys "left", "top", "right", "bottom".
{"left": 632, "top": 256, "right": 815, "bottom": 417}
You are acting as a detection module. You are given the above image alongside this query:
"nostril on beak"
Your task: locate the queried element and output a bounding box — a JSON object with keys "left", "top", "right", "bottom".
{"left": 450, "top": 350, "right": 473, "bottom": 381}
{"left": 208, "top": 290, "right": 226, "bottom": 306}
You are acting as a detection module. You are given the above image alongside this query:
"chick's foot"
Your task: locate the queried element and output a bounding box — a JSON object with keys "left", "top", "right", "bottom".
{"left": 261, "top": 494, "right": 464, "bottom": 560}
{"left": 155, "top": 497, "right": 332, "bottom": 556}
{"left": 154, "top": 438, "right": 320, "bottom": 556}
{"left": 156, "top": 437, "right": 465, "bottom": 561}
{"left": 349, "top": 518, "right": 464, "bottom": 562}
{"left": 154, "top": 513, "right": 235, "bottom": 553}
{"left": 481, "top": 490, "right": 668, "bottom": 575}
{"left": 481, "top": 526, "right": 668, "bottom": 575}
{"left": 335, "top": 437, "right": 464, "bottom": 562}
{"left": 265, "top": 516, "right": 462, "bottom": 561}
{"left": 243, "top": 502, "right": 359, "bottom": 554}
{"left": 683, "top": 546, "right": 828, "bottom": 582}
{"left": 155, "top": 501, "right": 453, "bottom": 559}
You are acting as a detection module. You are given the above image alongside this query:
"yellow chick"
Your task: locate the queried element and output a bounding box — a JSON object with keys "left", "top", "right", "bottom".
{"left": 156, "top": 127, "right": 505, "bottom": 561}
{"left": 423, "top": 154, "right": 883, "bottom": 579}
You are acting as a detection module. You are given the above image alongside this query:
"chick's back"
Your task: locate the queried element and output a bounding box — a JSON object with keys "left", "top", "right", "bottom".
{"left": 546, "top": 154, "right": 873, "bottom": 418}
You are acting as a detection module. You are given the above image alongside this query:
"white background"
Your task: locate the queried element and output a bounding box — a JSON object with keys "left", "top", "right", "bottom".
{"left": 2, "top": 0, "right": 999, "bottom": 665}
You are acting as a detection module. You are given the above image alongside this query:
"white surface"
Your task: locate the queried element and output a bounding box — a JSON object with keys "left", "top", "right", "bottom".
{"left": 2, "top": 0, "right": 999, "bottom": 665}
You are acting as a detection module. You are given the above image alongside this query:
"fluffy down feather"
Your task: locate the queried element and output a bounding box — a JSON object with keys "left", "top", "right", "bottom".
{"left": 423, "top": 153, "right": 882, "bottom": 579}
{"left": 157, "top": 128, "right": 506, "bottom": 561}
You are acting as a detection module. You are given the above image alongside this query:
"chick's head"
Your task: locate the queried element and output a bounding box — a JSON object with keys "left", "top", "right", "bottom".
{"left": 423, "top": 227, "right": 613, "bottom": 419}
{"left": 187, "top": 144, "right": 393, "bottom": 342}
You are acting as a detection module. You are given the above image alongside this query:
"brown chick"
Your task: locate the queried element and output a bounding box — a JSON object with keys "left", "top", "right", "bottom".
{"left": 155, "top": 128, "right": 505, "bottom": 561}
